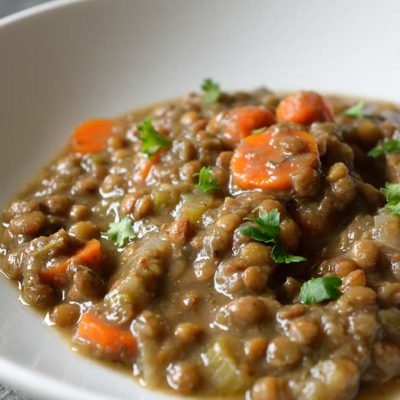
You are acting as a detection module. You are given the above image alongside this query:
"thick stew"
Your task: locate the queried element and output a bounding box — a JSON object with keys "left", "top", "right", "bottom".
{"left": 2, "top": 83, "right": 400, "bottom": 399}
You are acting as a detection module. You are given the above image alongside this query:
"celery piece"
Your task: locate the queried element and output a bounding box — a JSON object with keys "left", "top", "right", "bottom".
{"left": 202, "top": 337, "right": 252, "bottom": 394}
{"left": 180, "top": 194, "right": 214, "bottom": 224}
{"left": 151, "top": 185, "right": 181, "bottom": 211}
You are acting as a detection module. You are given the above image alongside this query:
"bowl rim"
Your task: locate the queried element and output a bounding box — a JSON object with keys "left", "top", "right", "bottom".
{"left": 0, "top": 2, "right": 124, "bottom": 399}
{"left": 0, "top": 355, "right": 119, "bottom": 400}
{"left": 0, "top": 0, "right": 85, "bottom": 28}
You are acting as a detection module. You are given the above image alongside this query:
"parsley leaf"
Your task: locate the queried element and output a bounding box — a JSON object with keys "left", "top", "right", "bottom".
{"left": 196, "top": 166, "right": 220, "bottom": 192}
{"left": 381, "top": 182, "right": 400, "bottom": 214}
{"left": 138, "top": 117, "right": 172, "bottom": 158}
{"left": 103, "top": 217, "right": 136, "bottom": 248}
{"left": 251, "top": 127, "right": 267, "bottom": 135}
{"left": 240, "top": 210, "right": 306, "bottom": 264}
{"left": 272, "top": 244, "right": 307, "bottom": 264}
{"left": 342, "top": 101, "right": 365, "bottom": 119}
{"left": 244, "top": 210, "right": 281, "bottom": 240}
{"left": 201, "top": 78, "right": 221, "bottom": 104}
{"left": 342, "top": 100, "right": 381, "bottom": 120}
{"left": 299, "top": 276, "right": 342, "bottom": 305}
{"left": 368, "top": 139, "right": 400, "bottom": 158}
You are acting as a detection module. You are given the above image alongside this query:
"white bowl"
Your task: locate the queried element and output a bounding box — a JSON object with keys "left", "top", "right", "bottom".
{"left": 1, "top": 1, "right": 400, "bottom": 399}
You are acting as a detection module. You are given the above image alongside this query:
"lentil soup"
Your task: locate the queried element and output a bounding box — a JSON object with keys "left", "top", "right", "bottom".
{"left": 2, "top": 84, "right": 400, "bottom": 400}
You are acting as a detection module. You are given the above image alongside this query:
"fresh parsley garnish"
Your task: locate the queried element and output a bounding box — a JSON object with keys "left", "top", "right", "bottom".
{"left": 196, "top": 166, "right": 220, "bottom": 192}
{"left": 381, "top": 182, "right": 400, "bottom": 214}
{"left": 368, "top": 139, "right": 400, "bottom": 158}
{"left": 271, "top": 245, "right": 306, "bottom": 264}
{"left": 342, "top": 100, "right": 380, "bottom": 120}
{"left": 240, "top": 210, "right": 306, "bottom": 264}
{"left": 138, "top": 117, "right": 172, "bottom": 158}
{"left": 201, "top": 78, "right": 221, "bottom": 104}
{"left": 251, "top": 127, "right": 267, "bottom": 135}
{"left": 342, "top": 101, "right": 365, "bottom": 119}
{"left": 299, "top": 276, "right": 342, "bottom": 305}
{"left": 103, "top": 217, "right": 136, "bottom": 248}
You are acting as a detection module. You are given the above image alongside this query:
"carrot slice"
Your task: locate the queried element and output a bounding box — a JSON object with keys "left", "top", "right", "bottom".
{"left": 72, "top": 239, "right": 103, "bottom": 271}
{"left": 213, "top": 106, "right": 276, "bottom": 146}
{"left": 40, "top": 239, "right": 103, "bottom": 285}
{"left": 133, "top": 151, "right": 162, "bottom": 184}
{"left": 230, "top": 127, "right": 319, "bottom": 190}
{"left": 75, "top": 312, "right": 136, "bottom": 360}
{"left": 71, "top": 119, "right": 114, "bottom": 153}
{"left": 276, "top": 92, "right": 334, "bottom": 125}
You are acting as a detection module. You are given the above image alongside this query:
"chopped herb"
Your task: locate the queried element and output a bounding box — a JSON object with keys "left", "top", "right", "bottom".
{"left": 201, "top": 78, "right": 221, "bottom": 104}
{"left": 342, "top": 100, "right": 381, "bottom": 120}
{"left": 196, "top": 166, "right": 220, "bottom": 192}
{"left": 138, "top": 117, "right": 172, "bottom": 158}
{"left": 240, "top": 210, "right": 306, "bottom": 264}
{"left": 381, "top": 182, "right": 400, "bottom": 215}
{"left": 103, "top": 217, "right": 136, "bottom": 248}
{"left": 368, "top": 139, "right": 400, "bottom": 158}
{"left": 342, "top": 101, "right": 365, "bottom": 119}
{"left": 271, "top": 245, "right": 308, "bottom": 264}
{"left": 251, "top": 127, "right": 267, "bottom": 135}
{"left": 299, "top": 276, "right": 342, "bottom": 305}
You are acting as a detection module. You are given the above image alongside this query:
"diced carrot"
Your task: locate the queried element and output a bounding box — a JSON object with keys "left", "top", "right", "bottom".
{"left": 230, "top": 127, "right": 319, "bottom": 190}
{"left": 133, "top": 151, "right": 161, "bottom": 184}
{"left": 40, "top": 239, "right": 103, "bottom": 285}
{"left": 75, "top": 312, "right": 136, "bottom": 360}
{"left": 214, "top": 106, "right": 276, "bottom": 146}
{"left": 276, "top": 92, "right": 334, "bottom": 125}
{"left": 39, "top": 259, "right": 70, "bottom": 286}
{"left": 71, "top": 239, "right": 103, "bottom": 271}
{"left": 70, "top": 119, "right": 114, "bottom": 153}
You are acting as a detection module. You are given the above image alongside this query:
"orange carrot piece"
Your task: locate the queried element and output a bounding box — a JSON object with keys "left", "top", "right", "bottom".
{"left": 218, "top": 106, "right": 276, "bottom": 146}
{"left": 71, "top": 119, "right": 114, "bottom": 153}
{"left": 75, "top": 312, "right": 136, "bottom": 359}
{"left": 133, "top": 151, "right": 161, "bottom": 184}
{"left": 276, "top": 91, "right": 334, "bottom": 125}
{"left": 71, "top": 239, "right": 103, "bottom": 272}
{"left": 230, "top": 127, "right": 319, "bottom": 190}
{"left": 39, "top": 260, "right": 70, "bottom": 286}
{"left": 40, "top": 239, "right": 103, "bottom": 285}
